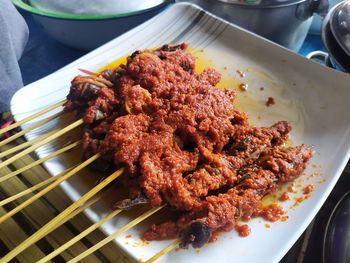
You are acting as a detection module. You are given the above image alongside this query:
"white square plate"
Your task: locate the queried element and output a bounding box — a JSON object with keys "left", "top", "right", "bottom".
{"left": 11, "top": 3, "right": 350, "bottom": 262}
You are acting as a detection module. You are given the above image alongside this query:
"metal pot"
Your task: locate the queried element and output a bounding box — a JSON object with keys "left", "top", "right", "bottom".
{"left": 181, "top": 0, "right": 329, "bottom": 51}
{"left": 307, "top": 1, "right": 350, "bottom": 73}
{"left": 13, "top": 0, "right": 173, "bottom": 50}
{"left": 323, "top": 191, "right": 350, "bottom": 263}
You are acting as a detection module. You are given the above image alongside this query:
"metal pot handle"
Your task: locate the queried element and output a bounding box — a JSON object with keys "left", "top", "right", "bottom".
{"left": 306, "top": 51, "right": 334, "bottom": 68}
{"left": 297, "top": 0, "right": 329, "bottom": 20}
{"left": 309, "top": 0, "right": 329, "bottom": 16}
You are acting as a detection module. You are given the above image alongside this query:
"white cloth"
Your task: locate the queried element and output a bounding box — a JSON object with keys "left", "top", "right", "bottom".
{"left": 29, "top": 0, "right": 165, "bottom": 15}
{"left": 0, "top": 0, "right": 29, "bottom": 112}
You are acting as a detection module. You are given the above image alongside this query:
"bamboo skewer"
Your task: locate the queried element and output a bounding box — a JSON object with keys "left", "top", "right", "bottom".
{"left": 0, "top": 74, "right": 182, "bottom": 262}
{"left": 0, "top": 140, "right": 81, "bottom": 183}
{"left": 37, "top": 208, "right": 122, "bottom": 263}
{"left": 1, "top": 95, "right": 182, "bottom": 262}
{"left": 0, "top": 154, "right": 100, "bottom": 224}
{"left": 144, "top": 240, "right": 180, "bottom": 263}
{"left": 0, "top": 118, "right": 83, "bottom": 170}
{"left": 0, "top": 167, "right": 123, "bottom": 263}
{"left": 0, "top": 129, "right": 58, "bottom": 159}
{"left": 0, "top": 111, "right": 63, "bottom": 147}
{"left": 44, "top": 189, "right": 115, "bottom": 237}
{"left": 1, "top": 192, "right": 101, "bottom": 258}
{"left": 49, "top": 195, "right": 101, "bottom": 232}
{"left": 0, "top": 100, "right": 66, "bottom": 135}
{"left": 68, "top": 205, "right": 166, "bottom": 263}
{"left": 0, "top": 168, "right": 74, "bottom": 207}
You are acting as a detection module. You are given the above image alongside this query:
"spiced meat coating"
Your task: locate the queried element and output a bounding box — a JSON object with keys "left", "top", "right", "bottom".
{"left": 64, "top": 44, "right": 313, "bottom": 249}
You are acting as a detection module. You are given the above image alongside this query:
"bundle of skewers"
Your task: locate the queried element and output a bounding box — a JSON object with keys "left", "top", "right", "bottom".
{"left": 0, "top": 43, "right": 312, "bottom": 262}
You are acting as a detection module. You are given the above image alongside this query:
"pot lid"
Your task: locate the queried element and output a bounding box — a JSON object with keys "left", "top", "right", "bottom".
{"left": 323, "top": 191, "right": 350, "bottom": 263}
{"left": 216, "top": 0, "right": 308, "bottom": 8}
{"left": 330, "top": 0, "right": 350, "bottom": 57}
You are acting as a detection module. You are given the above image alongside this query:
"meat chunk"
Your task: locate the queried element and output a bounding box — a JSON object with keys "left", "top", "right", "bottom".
{"left": 259, "top": 144, "right": 313, "bottom": 182}
{"left": 144, "top": 221, "right": 179, "bottom": 241}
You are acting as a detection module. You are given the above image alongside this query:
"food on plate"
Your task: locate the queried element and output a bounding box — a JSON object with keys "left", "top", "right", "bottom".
{"left": 64, "top": 43, "right": 313, "bottom": 249}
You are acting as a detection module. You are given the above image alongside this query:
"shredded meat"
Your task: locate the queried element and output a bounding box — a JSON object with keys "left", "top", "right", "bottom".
{"left": 64, "top": 43, "right": 313, "bottom": 249}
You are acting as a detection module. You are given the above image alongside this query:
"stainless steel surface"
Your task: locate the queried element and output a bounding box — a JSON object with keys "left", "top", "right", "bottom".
{"left": 16, "top": 0, "right": 172, "bottom": 50}
{"left": 306, "top": 50, "right": 333, "bottom": 67}
{"left": 330, "top": 0, "right": 350, "bottom": 56}
{"left": 182, "top": 0, "right": 329, "bottom": 51}
{"left": 323, "top": 191, "right": 350, "bottom": 263}
{"left": 217, "top": 0, "right": 308, "bottom": 7}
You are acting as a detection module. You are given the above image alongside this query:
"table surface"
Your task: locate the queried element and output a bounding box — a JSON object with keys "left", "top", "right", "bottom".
{"left": 6, "top": 10, "right": 341, "bottom": 263}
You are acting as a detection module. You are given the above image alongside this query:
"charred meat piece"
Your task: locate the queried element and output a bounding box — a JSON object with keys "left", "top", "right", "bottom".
{"left": 179, "top": 222, "right": 212, "bottom": 249}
